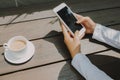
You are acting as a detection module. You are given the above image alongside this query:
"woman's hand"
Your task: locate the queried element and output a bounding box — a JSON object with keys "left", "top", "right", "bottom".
{"left": 60, "top": 14, "right": 96, "bottom": 58}
{"left": 75, "top": 14, "right": 96, "bottom": 34}
{"left": 60, "top": 23, "right": 84, "bottom": 58}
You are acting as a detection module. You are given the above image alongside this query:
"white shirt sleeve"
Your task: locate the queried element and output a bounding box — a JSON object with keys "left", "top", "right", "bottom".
{"left": 71, "top": 54, "right": 113, "bottom": 80}
{"left": 92, "top": 24, "right": 120, "bottom": 49}
{"left": 71, "top": 24, "right": 120, "bottom": 80}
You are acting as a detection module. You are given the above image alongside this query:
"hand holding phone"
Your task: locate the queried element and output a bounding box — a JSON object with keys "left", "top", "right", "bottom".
{"left": 53, "top": 3, "right": 86, "bottom": 36}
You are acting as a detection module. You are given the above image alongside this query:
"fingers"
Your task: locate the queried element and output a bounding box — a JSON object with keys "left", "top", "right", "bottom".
{"left": 74, "top": 13, "right": 83, "bottom": 19}
{"left": 74, "top": 30, "right": 80, "bottom": 40}
{"left": 74, "top": 13, "right": 91, "bottom": 25}
{"left": 60, "top": 22, "right": 71, "bottom": 39}
{"left": 75, "top": 15, "right": 86, "bottom": 24}
{"left": 79, "top": 32, "right": 85, "bottom": 39}
{"left": 76, "top": 17, "right": 86, "bottom": 24}
{"left": 76, "top": 16, "right": 91, "bottom": 25}
{"left": 74, "top": 30, "right": 85, "bottom": 40}
{"left": 60, "top": 23, "right": 68, "bottom": 36}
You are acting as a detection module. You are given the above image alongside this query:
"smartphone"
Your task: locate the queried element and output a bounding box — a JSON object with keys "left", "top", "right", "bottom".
{"left": 53, "top": 3, "right": 86, "bottom": 36}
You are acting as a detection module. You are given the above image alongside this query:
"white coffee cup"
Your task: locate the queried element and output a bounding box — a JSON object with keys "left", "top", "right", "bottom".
{"left": 3, "top": 36, "right": 29, "bottom": 58}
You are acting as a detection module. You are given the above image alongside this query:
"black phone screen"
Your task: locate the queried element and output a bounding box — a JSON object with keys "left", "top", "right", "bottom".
{"left": 57, "top": 6, "right": 83, "bottom": 33}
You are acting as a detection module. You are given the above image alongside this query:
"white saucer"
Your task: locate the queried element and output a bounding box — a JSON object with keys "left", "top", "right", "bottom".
{"left": 4, "top": 42, "right": 35, "bottom": 64}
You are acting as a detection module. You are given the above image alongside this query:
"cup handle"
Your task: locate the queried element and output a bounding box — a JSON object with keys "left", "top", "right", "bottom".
{"left": 3, "top": 43, "right": 8, "bottom": 49}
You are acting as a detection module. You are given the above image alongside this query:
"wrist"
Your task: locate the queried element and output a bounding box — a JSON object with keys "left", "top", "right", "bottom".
{"left": 71, "top": 52, "right": 81, "bottom": 59}
{"left": 91, "top": 23, "right": 96, "bottom": 34}
{"left": 71, "top": 49, "right": 81, "bottom": 58}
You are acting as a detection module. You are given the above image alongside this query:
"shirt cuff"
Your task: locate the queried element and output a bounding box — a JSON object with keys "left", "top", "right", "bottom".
{"left": 92, "top": 23, "right": 104, "bottom": 40}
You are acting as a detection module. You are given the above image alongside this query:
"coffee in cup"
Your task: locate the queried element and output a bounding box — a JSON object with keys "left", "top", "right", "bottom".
{"left": 10, "top": 40, "right": 26, "bottom": 51}
{"left": 3, "top": 36, "right": 29, "bottom": 58}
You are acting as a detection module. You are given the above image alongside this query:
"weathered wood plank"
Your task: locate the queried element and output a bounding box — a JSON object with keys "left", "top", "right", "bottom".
{"left": 0, "top": 8, "right": 120, "bottom": 45}
{"left": 0, "top": 17, "right": 61, "bottom": 45}
{"left": 0, "top": 35, "right": 120, "bottom": 75}
{"left": 0, "top": 0, "right": 119, "bottom": 79}
{"left": 81, "top": 7, "right": 120, "bottom": 26}
{"left": 0, "top": 61, "right": 85, "bottom": 80}
{"left": 0, "top": 52, "right": 120, "bottom": 80}
{"left": 0, "top": 0, "right": 120, "bottom": 25}
{"left": 0, "top": 10, "right": 55, "bottom": 26}
{"left": 0, "top": 36, "right": 66, "bottom": 75}
{"left": 1, "top": 0, "right": 120, "bottom": 9}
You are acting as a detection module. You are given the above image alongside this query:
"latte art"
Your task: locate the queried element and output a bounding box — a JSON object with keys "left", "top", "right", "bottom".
{"left": 10, "top": 40, "right": 26, "bottom": 51}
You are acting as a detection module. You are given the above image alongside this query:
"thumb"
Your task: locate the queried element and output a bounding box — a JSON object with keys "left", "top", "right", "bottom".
{"left": 78, "top": 32, "right": 85, "bottom": 39}
{"left": 74, "top": 30, "right": 80, "bottom": 40}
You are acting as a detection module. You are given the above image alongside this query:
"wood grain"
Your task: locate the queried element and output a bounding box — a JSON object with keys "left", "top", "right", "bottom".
{"left": 0, "top": 0, "right": 120, "bottom": 25}
{"left": 0, "top": 35, "right": 119, "bottom": 75}
{"left": 0, "top": 61, "right": 85, "bottom": 80}
{"left": 0, "top": 1, "right": 120, "bottom": 79}
{"left": 0, "top": 10, "right": 55, "bottom": 26}
{"left": 0, "top": 8, "right": 120, "bottom": 45}
{"left": 0, "top": 51, "right": 120, "bottom": 80}
{"left": 0, "top": 17, "right": 61, "bottom": 45}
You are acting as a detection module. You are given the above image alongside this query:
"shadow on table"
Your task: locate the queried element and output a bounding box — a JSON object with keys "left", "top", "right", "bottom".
{"left": 43, "top": 30, "right": 120, "bottom": 80}
{"left": 43, "top": 30, "right": 119, "bottom": 57}
{"left": 58, "top": 61, "right": 85, "bottom": 80}
{"left": 43, "top": 30, "right": 71, "bottom": 59}
{"left": 57, "top": 55, "right": 120, "bottom": 80}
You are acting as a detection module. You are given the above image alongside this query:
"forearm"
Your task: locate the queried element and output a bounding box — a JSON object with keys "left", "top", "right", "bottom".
{"left": 93, "top": 24, "right": 120, "bottom": 49}
{"left": 71, "top": 53, "right": 113, "bottom": 80}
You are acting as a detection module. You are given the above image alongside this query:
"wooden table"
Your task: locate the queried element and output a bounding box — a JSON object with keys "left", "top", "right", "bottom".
{"left": 0, "top": 0, "right": 120, "bottom": 80}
